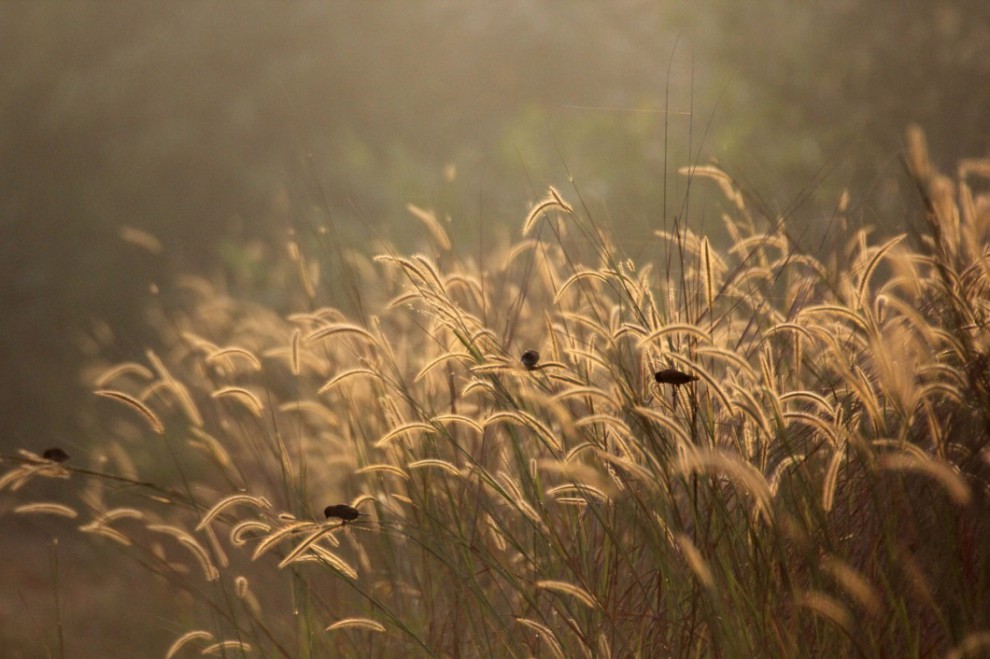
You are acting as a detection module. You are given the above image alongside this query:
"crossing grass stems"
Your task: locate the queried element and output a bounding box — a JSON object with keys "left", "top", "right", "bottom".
{"left": 3, "top": 126, "right": 990, "bottom": 658}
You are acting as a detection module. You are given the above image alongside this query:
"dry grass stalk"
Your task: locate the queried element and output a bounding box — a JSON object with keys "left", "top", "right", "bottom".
{"left": 5, "top": 127, "right": 990, "bottom": 656}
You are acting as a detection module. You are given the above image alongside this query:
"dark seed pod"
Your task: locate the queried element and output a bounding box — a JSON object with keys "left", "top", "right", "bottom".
{"left": 42, "top": 447, "right": 70, "bottom": 463}
{"left": 654, "top": 368, "right": 699, "bottom": 385}
{"left": 323, "top": 504, "right": 360, "bottom": 522}
{"left": 520, "top": 350, "right": 540, "bottom": 370}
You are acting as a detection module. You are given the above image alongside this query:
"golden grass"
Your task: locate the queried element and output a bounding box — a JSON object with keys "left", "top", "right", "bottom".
{"left": 94, "top": 389, "right": 165, "bottom": 435}
{"left": 14, "top": 502, "right": 78, "bottom": 518}
{"left": 522, "top": 185, "right": 574, "bottom": 237}
{"left": 535, "top": 579, "right": 599, "bottom": 609}
{"left": 4, "top": 128, "right": 990, "bottom": 657}
{"left": 164, "top": 630, "right": 215, "bottom": 659}
{"left": 326, "top": 617, "right": 387, "bottom": 633}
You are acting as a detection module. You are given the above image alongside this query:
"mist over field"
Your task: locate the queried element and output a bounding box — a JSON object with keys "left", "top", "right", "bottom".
{"left": 2, "top": 3, "right": 990, "bottom": 656}
{"left": 3, "top": 1, "right": 987, "bottom": 450}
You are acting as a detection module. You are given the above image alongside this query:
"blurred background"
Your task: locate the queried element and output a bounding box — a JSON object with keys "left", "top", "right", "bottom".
{"left": 3, "top": 0, "right": 990, "bottom": 521}
{"left": 3, "top": 2, "right": 990, "bottom": 654}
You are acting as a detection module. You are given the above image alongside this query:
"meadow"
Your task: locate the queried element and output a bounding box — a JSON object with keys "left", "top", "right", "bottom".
{"left": 3, "top": 127, "right": 990, "bottom": 657}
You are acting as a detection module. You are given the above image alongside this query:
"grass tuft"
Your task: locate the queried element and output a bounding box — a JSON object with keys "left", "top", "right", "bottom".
{"left": 4, "top": 127, "right": 990, "bottom": 656}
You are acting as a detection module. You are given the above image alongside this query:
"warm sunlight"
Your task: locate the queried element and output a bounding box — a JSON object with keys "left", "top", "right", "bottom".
{"left": 2, "top": 3, "right": 990, "bottom": 657}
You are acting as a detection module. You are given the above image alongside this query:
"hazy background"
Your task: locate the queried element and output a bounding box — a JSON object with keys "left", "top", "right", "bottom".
{"left": 2, "top": 2, "right": 990, "bottom": 654}
{"left": 3, "top": 0, "right": 989, "bottom": 469}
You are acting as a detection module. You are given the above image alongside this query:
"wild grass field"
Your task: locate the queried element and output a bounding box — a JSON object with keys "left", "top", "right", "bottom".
{"left": 3, "top": 127, "right": 990, "bottom": 658}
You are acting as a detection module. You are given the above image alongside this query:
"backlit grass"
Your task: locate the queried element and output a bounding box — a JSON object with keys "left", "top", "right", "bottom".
{"left": 4, "top": 127, "right": 990, "bottom": 658}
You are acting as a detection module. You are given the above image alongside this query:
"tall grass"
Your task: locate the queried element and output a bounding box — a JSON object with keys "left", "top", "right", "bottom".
{"left": 4, "top": 127, "right": 990, "bottom": 657}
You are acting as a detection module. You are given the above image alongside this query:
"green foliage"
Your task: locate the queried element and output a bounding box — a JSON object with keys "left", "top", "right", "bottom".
{"left": 689, "top": 0, "right": 990, "bottom": 214}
